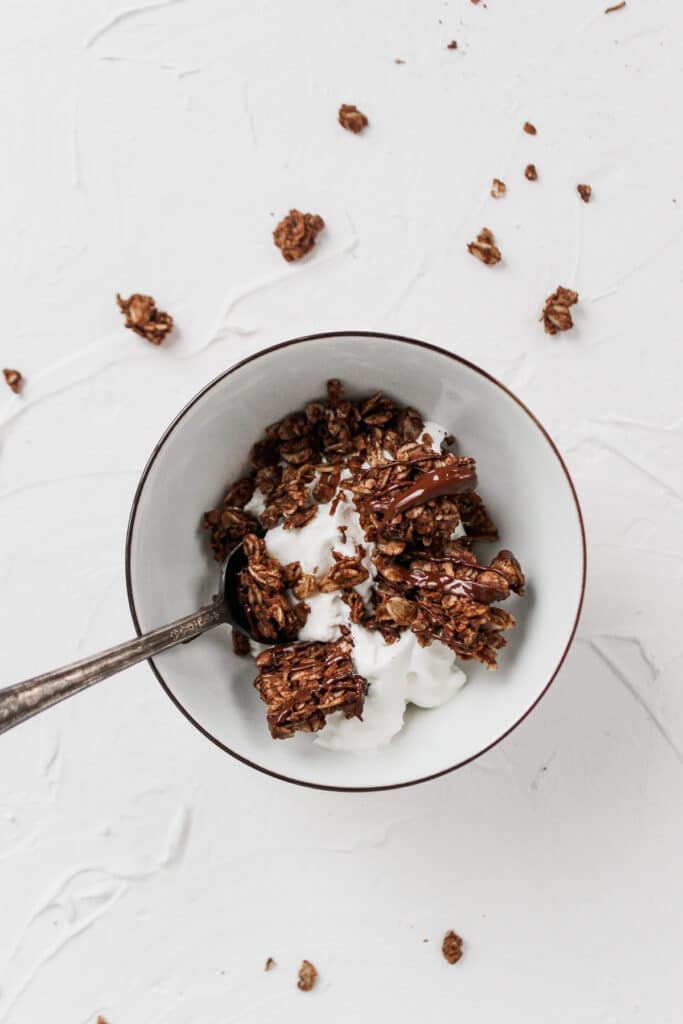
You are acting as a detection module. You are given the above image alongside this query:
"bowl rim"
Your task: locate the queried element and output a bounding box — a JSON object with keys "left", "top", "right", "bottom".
{"left": 125, "top": 330, "right": 587, "bottom": 792}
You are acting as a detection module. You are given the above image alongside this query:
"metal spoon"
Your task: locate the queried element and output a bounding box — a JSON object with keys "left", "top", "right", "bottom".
{"left": 0, "top": 540, "right": 259, "bottom": 736}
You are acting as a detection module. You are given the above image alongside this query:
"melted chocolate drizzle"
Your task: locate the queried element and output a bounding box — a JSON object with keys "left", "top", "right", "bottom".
{"left": 269, "top": 643, "right": 366, "bottom": 727}
{"left": 370, "top": 460, "right": 478, "bottom": 521}
{"left": 376, "top": 554, "right": 514, "bottom": 653}
{"left": 383, "top": 560, "right": 509, "bottom": 604}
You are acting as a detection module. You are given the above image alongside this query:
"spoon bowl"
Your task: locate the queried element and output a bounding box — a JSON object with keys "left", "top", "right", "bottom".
{"left": 220, "top": 541, "right": 250, "bottom": 638}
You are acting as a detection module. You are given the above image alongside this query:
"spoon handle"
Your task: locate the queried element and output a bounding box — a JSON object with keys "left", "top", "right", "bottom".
{"left": 0, "top": 602, "right": 229, "bottom": 736}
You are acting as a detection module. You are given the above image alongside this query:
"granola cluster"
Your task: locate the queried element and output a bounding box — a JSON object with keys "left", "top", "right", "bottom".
{"left": 297, "top": 960, "right": 318, "bottom": 991}
{"left": 116, "top": 292, "right": 173, "bottom": 344}
{"left": 467, "top": 227, "right": 502, "bottom": 265}
{"left": 540, "top": 286, "right": 579, "bottom": 335}
{"left": 338, "top": 104, "right": 369, "bottom": 133}
{"left": 236, "top": 534, "right": 310, "bottom": 643}
{"left": 204, "top": 381, "right": 525, "bottom": 739}
{"left": 254, "top": 630, "right": 366, "bottom": 738}
{"left": 3, "top": 368, "right": 23, "bottom": 394}
{"left": 347, "top": 449, "right": 476, "bottom": 557}
{"left": 442, "top": 930, "right": 464, "bottom": 964}
{"left": 369, "top": 548, "right": 524, "bottom": 668}
{"left": 273, "top": 209, "right": 325, "bottom": 262}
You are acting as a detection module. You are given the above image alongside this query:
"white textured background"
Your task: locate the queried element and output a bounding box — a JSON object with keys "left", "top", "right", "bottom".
{"left": 1, "top": 1, "right": 682, "bottom": 1021}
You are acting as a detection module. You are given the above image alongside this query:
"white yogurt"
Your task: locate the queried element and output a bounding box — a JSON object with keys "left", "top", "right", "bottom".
{"left": 419, "top": 420, "right": 451, "bottom": 453}
{"left": 264, "top": 492, "right": 365, "bottom": 575}
{"left": 298, "top": 591, "right": 348, "bottom": 643}
{"left": 313, "top": 624, "right": 466, "bottom": 751}
{"left": 244, "top": 487, "right": 267, "bottom": 517}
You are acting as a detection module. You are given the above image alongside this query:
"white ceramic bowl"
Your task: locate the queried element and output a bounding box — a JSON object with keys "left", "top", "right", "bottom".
{"left": 126, "top": 332, "right": 585, "bottom": 791}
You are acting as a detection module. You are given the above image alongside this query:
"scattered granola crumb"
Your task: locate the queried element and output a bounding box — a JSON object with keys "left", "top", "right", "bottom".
{"left": 394, "top": 58, "right": 406, "bottom": 64}
{"left": 3, "top": 368, "right": 23, "bottom": 394}
{"left": 523, "top": 121, "right": 537, "bottom": 135}
{"left": 338, "top": 104, "right": 368, "bottom": 134}
{"left": 524, "top": 163, "right": 538, "bottom": 181}
{"left": 232, "top": 626, "right": 251, "bottom": 657}
{"left": 116, "top": 293, "right": 173, "bottom": 345}
{"left": 297, "top": 960, "right": 318, "bottom": 991}
{"left": 273, "top": 210, "right": 325, "bottom": 262}
{"left": 540, "top": 286, "right": 579, "bottom": 335}
{"left": 265, "top": 957, "right": 276, "bottom": 972}
{"left": 467, "top": 227, "right": 501, "bottom": 265}
{"left": 605, "top": 1, "right": 626, "bottom": 11}
{"left": 447, "top": 40, "right": 458, "bottom": 49}
{"left": 577, "top": 183, "right": 592, "bottom": 203}
{"left": 442, "top": 930, "right": 464, "bottom": 964}
{"left": 490, "top": 178, "right": 506, "bottom": 198}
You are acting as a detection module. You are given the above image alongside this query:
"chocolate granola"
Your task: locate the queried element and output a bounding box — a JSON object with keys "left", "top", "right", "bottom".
{"left": 297, "top": 960, "right": 318, "bottom": 991}
{"left": 338, "top": 104, "right": 368, "bottom": 133}
{"left": 3, "top": 368, "right": 23, "bottom": 394}
{"left": 273, "top": 209, "right": 325, "bottom": 262}
{"left": 369, "top": 549, "right": 523, "bottom": 669}
{"left": 255, "top": 630, "right": 366, "bottom": 738}
{"left": 540, "top": 286, "right": 579, "bottom": 335}
{"left": 467, "top": 227, "right": 502, "bottom": 265}
{"left": 236, "top": 534, "right": 310, "bottom": 644}
{"left": 442, "top": 930, "right": 464, "bottom": 964}
{"left": 232, "top": 626, "right": 251, "bottom": 656}
{"left": 204, "top": 381, "right": 525, "bottom": 739}
{"left": 116, "top": 292, "right": 173, "bottom": 344}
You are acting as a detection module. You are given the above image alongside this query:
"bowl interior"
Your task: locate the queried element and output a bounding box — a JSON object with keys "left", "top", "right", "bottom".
{"left": 127, "top": 333, "right": 584, "bottom": 789}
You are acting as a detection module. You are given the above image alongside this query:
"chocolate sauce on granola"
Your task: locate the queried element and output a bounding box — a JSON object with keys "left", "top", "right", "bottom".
{"left": 372, "top": 461, "right": 478, "bottom": 521}
{"left": 270, "top": 643, "right": 365, "bottom": 728}
{"left": 386, "top": 563, "right": 508, "bottom": 604}
{"left": 496, "top": 549, "right": 523, "bottom": 575}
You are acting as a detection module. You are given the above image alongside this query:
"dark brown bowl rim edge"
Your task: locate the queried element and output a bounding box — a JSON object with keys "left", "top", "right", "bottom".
{"left": 125, "top": 329, "right": 587, "bottom": 793}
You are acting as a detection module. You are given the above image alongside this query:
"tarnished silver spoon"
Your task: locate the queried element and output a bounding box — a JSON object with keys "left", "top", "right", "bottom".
{"left": 0, "top": 540, "right": 260, "bottom": 736}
